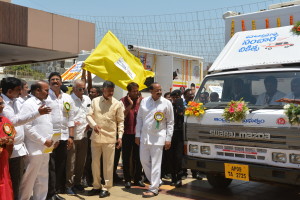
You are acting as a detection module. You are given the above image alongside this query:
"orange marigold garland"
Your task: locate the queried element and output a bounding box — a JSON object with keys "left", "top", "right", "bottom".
{"left": 184, "top": 101, "right": 206, "bottom": 117}
{"left": 291, "top": 21, "right": 300, "bottom": 35}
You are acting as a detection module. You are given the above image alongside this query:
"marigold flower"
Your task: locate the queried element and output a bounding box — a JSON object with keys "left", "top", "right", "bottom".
{"left": 184, "top": 101, "right": 205, "bottom": 117}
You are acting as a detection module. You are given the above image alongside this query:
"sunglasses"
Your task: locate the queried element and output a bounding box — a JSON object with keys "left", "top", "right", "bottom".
{"left": 77, "top": 88, "right": 85, "bottom": 92}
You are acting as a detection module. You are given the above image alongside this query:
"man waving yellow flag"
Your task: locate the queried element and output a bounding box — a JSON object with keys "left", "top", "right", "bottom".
{"left": 83, "top": 31, "right": 155, "bottom": 90}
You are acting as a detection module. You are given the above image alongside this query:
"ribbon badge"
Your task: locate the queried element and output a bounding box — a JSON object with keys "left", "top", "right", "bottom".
{"left": 154, "top": 112, "right": 164, "bottom": 129}
{"left": 1, "top": 123, "right": 15, "bottom": 152}
{"left": 3, "top": 123, "right": 14, "bottom": 137}
{"left": 64, "top": 102, "right": 71, "bottom": 117}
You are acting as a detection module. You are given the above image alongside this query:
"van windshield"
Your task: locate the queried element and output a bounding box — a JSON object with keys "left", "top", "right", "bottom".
{"left": 195, "top": 71, "right": 300, "bottom": 109}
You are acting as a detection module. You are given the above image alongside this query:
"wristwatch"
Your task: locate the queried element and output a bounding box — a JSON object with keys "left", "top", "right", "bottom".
{"left": 69, "top": 136, "right": 74, "bottom": 140}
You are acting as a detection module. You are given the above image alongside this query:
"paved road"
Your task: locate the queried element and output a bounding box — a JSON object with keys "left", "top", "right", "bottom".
{"left": 59, "top": 175, "right": 300, "bottom": 200}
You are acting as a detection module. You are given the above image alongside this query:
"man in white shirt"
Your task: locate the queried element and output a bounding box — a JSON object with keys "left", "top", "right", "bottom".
{"left": 15, "top": 79, "right": 30, "bottom": 111}
{"left": 46, "top": 72, "right": 75, "bottom": 200}
{"left": 0, "top": 77, "right": 51, "bottom": 200}
{"left": 19, "top": 81, "right": 54, "bottom": 200}
{"left": 256, "top": 76, "right": 285, "bottom": 106}
{"left": 65, "top": 80, "right": 91, "bottom": 194}
{"left": 135, "top": 82, "right": 174, "bottom": 198}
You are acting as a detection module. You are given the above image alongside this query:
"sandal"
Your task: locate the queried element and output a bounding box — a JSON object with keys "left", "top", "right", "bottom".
{"left": 142, "top": 191, "right": 158, "bottom": 198}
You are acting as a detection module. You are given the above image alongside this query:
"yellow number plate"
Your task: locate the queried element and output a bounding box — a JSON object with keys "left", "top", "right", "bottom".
{"left": 224, "top": 163, "right": 249, "bottom": 181}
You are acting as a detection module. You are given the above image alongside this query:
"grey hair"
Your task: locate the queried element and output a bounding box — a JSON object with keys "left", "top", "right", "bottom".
{"left": 72, "top": 79, "right": 85, "bottom": 88}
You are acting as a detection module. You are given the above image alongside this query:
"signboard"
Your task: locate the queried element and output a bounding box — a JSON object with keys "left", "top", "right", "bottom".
{"left": 210, "top": 26, "right": 300, "bottom": 72}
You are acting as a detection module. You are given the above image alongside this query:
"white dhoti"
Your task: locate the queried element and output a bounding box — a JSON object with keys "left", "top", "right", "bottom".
{"left": 19, "top": 153, "right": 50, "bottom": 200}
{"left": 140, "top": 143, "right": 163, "bottom": 194}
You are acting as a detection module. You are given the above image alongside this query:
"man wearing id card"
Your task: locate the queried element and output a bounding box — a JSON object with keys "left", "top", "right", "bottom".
{"left": 135, "top": 82, "right": 174, "bottom": 198}
{"left": 19, "top": 81, "right": 55, "bottom": 200}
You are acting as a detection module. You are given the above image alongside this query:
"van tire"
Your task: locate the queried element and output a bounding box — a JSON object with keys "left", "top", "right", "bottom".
{"left": 206, "top": 173, "right": 232, "bottom": 188}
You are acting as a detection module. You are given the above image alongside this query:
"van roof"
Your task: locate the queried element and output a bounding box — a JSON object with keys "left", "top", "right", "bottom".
{"left": 209, "top": 25, "right": 300, "bottom": 72}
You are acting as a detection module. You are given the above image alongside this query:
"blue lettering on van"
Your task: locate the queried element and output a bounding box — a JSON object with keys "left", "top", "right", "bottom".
{"left": 214, "top": 118, "right": 265, "bottom": 124}
{"left": 238, "top": 32, "right": 278, "bottom": 53}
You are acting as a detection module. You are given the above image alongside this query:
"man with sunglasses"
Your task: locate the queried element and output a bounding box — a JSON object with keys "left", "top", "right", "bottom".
{"left": 65, "top": 80, "right": 91, "bottom": 195}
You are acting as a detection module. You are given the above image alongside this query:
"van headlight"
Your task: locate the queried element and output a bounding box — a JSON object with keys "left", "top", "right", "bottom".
{"left": 189, "top": 144, "right": 199, "bottom": 153}
{"left": 272, "top": 152, "right": 287, "bottom": 163}
{"left": 290, "top": 154, "right": 300, "bottom": 164}
{"left": 200, "top": 146, "right": 211, "bottom": 155}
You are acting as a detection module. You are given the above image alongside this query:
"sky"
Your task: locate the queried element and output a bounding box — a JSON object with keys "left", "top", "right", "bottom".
{"left": 12, "top": 0, "right": 292, "bottom": 17}
{"left": 10, "top": 0, "right": 295, "bottom": 65}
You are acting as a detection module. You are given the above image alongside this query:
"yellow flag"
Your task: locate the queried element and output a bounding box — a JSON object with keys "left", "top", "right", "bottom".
{"left": 83, "top": 31, "right": 155, "bottom": 90}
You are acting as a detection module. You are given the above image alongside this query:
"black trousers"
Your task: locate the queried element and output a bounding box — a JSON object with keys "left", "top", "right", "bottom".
{"left": 9, "top": 156, "right": 24, "bottom": 200}
{"left": 83, "top": 130, "right": 93, "bottom": 184}
{"left": 168, "top": 132, "right": 183, "bottom": 174}
{"left": 162, "top": 130, "right": 183, "bottom": 178}
{"left": 47, "top": 140, "right": 67, "bottom": 197}
{"left": 121, "top": 134, "right": 143, "bottom": 182}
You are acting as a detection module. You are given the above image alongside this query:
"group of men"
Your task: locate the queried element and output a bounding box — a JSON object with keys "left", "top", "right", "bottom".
{"left": 1, "top": 71, "right": 185, "bottom": 199}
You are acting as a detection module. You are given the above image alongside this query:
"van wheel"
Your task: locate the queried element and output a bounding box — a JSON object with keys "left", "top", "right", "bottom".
{"left": 268, "top": 47, "right": 272, "bottom": 50}
{"left": 206, "top": 173, "right": 232, "bottom": 188}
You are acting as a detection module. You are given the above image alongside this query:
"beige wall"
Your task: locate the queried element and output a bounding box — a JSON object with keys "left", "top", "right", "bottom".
{"left": 27, "top": 8, "right": 95, "bottom": 54}
{"left": 28, "top": 9, "right": 53, "bottom": 49}
{"left": 0, "top": 0, "right": 11, "bottom": 3}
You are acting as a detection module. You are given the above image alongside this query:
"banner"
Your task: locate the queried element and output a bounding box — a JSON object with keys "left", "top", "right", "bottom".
{"left": 83, "top": 31, "right": 155, "bottom": 90}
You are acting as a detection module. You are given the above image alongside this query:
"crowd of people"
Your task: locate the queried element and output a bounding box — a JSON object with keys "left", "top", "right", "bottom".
{"left": 0, "top": 72, "right": 200, "bottom": 200}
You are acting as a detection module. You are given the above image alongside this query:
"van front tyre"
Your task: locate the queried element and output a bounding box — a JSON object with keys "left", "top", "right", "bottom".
{"left": 206, "top": 173, "right": 232, "bottom": 188}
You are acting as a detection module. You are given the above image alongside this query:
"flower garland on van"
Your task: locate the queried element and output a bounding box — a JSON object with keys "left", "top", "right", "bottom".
{"left": 184, "top": 101, "right": 205, "bottom": 117}
{"left": 291, "top": 21, "right": 300, "bottom": 35}
{"left": 283, "top": 104, "right": 300, "bottom": 125}
{"left": 223, "top": 99, "right": 249, "bottom": 122}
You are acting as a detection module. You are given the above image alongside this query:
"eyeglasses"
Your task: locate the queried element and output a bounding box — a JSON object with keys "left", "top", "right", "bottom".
{"left": 77, "top": 88, "right": 85, "bottom": 92}
{"left": 0, "top": 102, "right": 4, "bottom": 105}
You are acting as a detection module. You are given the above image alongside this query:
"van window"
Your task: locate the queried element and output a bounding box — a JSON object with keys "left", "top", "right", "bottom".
{"left": 195, "top": 71, "right": 300, "bottom": 108}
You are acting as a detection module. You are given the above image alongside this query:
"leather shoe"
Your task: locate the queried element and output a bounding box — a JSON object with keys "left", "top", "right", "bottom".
{"left": 124, "top": 181, "right": 131, "bottom": 189}
{"left": 134, "top": 180, "right": 145, "bottom": 187}
{"left": 85, "top": 188, "right": 101, "bottom": 196}
{"left": 73, "top": 184, "right": 85, "bottom": 192}
{"left": 175, "top": 180, "right": 182, "bottom": 188}
{"left": 65, "top": 187, "right": 76, "bottom": 195}
{"left": 99, "top": 190, "right": 110, "bottom": 198}
{"left": 193, "top": 172, "right": 203, "bottom": 180}
{"left": 54, "top": 194, "right": 66, "bottom": 200}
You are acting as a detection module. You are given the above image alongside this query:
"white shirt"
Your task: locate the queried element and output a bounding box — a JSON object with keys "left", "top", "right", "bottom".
{"left": 255, "top": 90, "right": 286, "bottom": 106}
{"left": 136, "top": 96, "right": 174, "bottom": 145}
{"left": 1, "top": 94, "right": 40, "bottom": 158}
{"left": 46, "top": 89, "right": 75, "bottom": 141}
{"left": 20, "top": 96, "right": 53, "bottom": 155}
{"left": 71, "top": 93, "right": 91, "bottom": 140}
{"left": 15, "top": 96, "right": 29, "bottom": 111}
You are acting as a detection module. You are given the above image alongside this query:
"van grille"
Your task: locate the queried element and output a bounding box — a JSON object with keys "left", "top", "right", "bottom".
{"left": 186, "top": 123, "right": 300, "bottom": 150}
{"left": 214, "top": 144, "right": 266, "bottom": 161}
